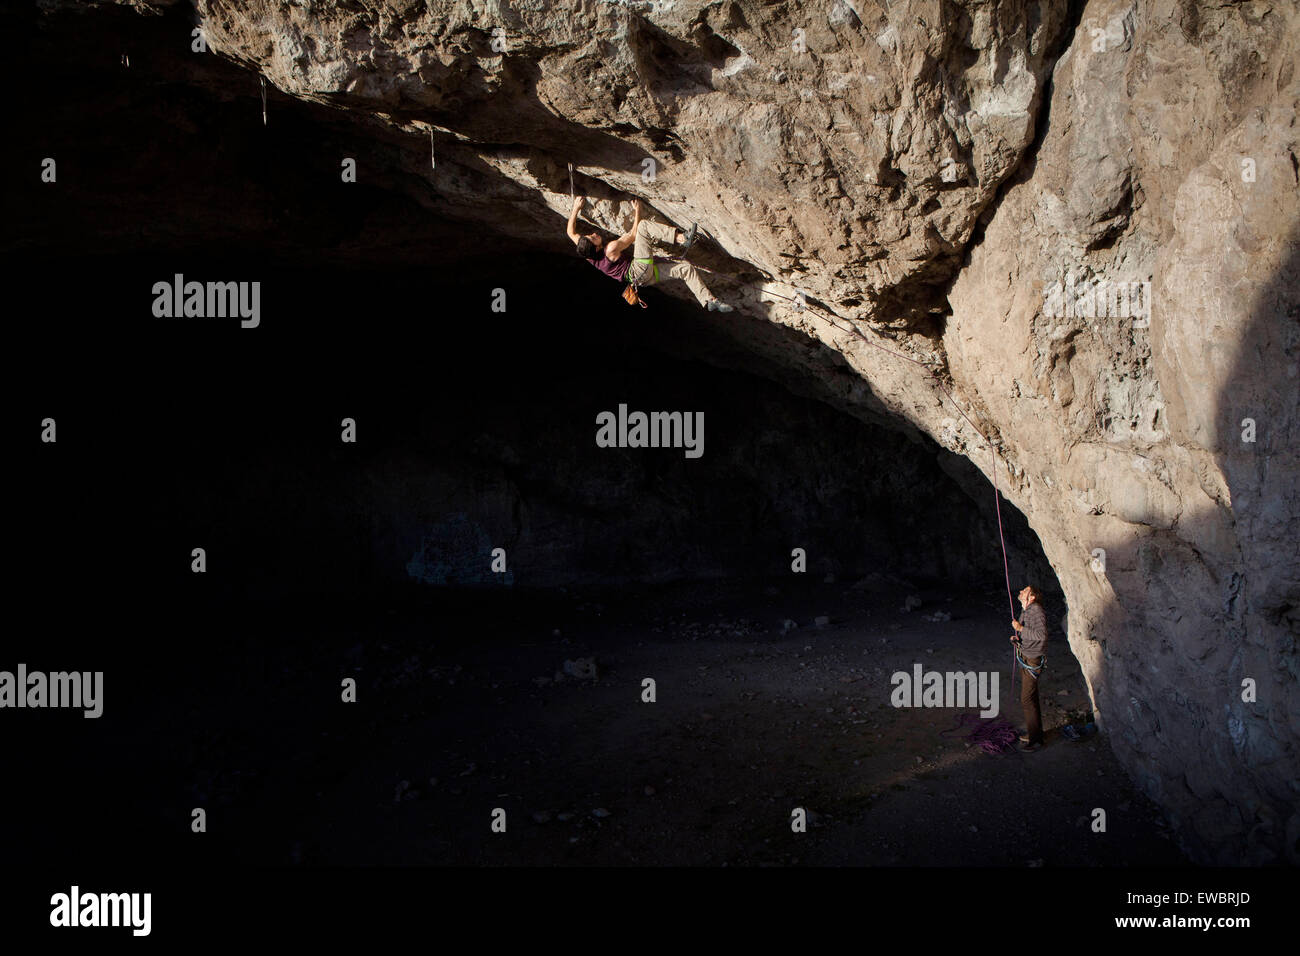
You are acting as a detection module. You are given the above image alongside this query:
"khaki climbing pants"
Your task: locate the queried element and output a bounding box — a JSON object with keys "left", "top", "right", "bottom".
{"left": 627, "top": 220, "right": 715, "bottom": 307}
{"left": 1020, "top": 655, "right": 1044, "bottom": 745}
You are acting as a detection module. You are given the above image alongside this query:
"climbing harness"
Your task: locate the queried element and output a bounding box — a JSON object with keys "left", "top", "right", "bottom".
{"left": 622, "top": 257, "right": 658, "bottom": 308}
{"left": 1015, "top": 648, "right": 1046, "bottom": 678}
{"left": 628, "top": 257, "right": 660, "bottom": 283}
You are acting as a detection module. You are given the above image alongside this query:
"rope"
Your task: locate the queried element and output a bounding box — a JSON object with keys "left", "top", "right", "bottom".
{"left": 993, "top": 451, "right": 1018, "bottom": 698}
{"left": 565, "top": 181, "right": 1022, "bottom": 690}
{"left": 618, "top": 235, "right": 1021, "bottom": 626}
{"left": 260, "top": 76, "right": 267, "bottom": 126}
{"left": 568, "top": 163, "right": 575, "bottom": 199}
{"left": 939, "top": 712, "right": 1020, "bottom": 756}
{"left": 752, "top": 285, "right": 1021, "bottom": 693}
{"left": 755, "top": 288, "right": 1016, "bottom": 601}
{"left": 574, "top": 194, "right": 1019, "bottom": 665}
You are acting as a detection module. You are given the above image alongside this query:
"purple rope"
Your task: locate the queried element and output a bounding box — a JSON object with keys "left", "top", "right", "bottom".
{"left": 690, "top": 256, "right": 1026, "bottom": 706}
{"left": 658, "top": 245, "right": 1023, "bottom": 696}
{"left": 940, "top": 712, "right": 1020, "bottom": 756}
{"left": 757, "top": 287, "right": 1020, "bottom": 695}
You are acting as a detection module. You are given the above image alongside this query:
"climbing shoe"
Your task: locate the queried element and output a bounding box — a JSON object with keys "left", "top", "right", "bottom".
{"left": 1018, "top": 741, "right": 1042, "bottom": 753}
{"left": 679, "top": 222, "right": 699, "bottom": 254}
{"left": 707, "top": 300, "right": 733, "bottom": 313}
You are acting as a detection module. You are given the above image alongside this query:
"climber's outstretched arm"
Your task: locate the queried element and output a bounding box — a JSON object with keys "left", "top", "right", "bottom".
{"left": 605, "top": 199, "right": 642, "bottom": 260}
{"left": 566, "top": 196, "right": 584, "bottom": 246}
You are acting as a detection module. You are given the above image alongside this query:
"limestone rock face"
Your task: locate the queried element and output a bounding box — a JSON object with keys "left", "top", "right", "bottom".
{"left": 73, "top": 0, "right": 1299, "bottom": 862}
{"left": 168, "top": 0, "right": 1069, "bottom": 328}
{"left": 946, "top": 0, "right": 1300, "bottom": 865}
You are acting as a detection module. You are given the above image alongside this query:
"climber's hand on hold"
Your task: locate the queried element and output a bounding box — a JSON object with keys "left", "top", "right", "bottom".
{"left": 566, "top": 196, "right": 586, "bottom": 244}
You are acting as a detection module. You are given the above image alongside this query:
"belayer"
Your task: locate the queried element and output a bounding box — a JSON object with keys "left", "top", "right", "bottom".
{"left": 567, "top": 196, "right": 734, "bottom": 312}
{"left": 1010, "top": 584, "right": 1049, "bottom": 752}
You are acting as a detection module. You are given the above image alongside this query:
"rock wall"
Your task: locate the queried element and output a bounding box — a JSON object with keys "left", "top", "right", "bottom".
{"left": 946, "top": 0, "right": 1299, "bottom": 865}
{"left": 44, "top": 0, "right": 1300, "bottom": 862}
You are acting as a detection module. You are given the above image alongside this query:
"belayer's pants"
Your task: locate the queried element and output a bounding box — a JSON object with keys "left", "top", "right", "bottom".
{"left": 1020, "top": 655, "right": 1043, "bottom": 745}
{"left": 628, "top": 220, "right": 715, "bottom": 306}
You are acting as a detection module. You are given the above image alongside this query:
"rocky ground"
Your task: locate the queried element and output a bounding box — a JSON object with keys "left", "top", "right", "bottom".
{"left": 186, "top": 575, "right": 1188, "bottom": 867}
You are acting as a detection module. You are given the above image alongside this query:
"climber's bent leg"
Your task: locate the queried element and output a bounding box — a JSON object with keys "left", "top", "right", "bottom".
{"left": 667, "top": 260, "right": 719, "bottom": 308}
{"left": 634, "top": 220, "right": 678, "bottom": 259}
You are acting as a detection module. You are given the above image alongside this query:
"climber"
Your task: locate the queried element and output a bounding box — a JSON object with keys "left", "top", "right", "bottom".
{"left": 567, "top": 196, "right": 733, "bottom": 312}
{"left": 1010, "top": 584, "right": 1049, "bottom": 752}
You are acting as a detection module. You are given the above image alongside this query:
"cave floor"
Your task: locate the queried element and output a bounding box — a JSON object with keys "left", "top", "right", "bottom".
{"left": 203, "top": 575, "right": 1186, "bottom": 868}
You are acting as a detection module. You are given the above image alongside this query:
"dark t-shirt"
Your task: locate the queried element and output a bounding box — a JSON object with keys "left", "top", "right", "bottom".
{"left": 585, "top": 252, "right": 630, "bottom": 281}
